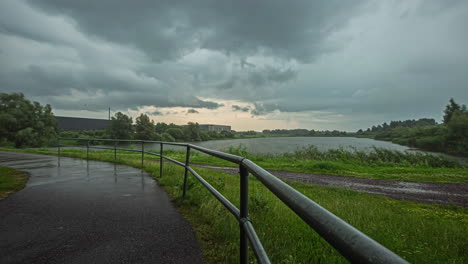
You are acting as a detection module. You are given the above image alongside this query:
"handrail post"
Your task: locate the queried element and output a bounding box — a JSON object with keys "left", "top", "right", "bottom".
{"left": 114, "top": 141, "right": 117, "bottom": 160}
{"left": 141, "top": 140, "right": 144, "bottom": 168}
{"left": 183, "top": 145, "right": 191, "bottom": 197}
{"left": 159, "top": 142, "right": 163, "bottom": 177}
{"left": 86, "top": 140, "right": 89, "bottom": 160}
{"left": 240, "top": 163, "right": 249, "bottom": 264}
{"left": 57, "top": 138, "right": 61, "bottom": 167}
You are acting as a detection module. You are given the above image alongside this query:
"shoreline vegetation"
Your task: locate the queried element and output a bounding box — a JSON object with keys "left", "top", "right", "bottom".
{"left": 1, "top": 147, "right": 466, "bottom": 263}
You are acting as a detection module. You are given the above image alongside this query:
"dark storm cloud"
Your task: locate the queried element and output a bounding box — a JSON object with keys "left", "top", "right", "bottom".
{"left": 2, "top": 0, "right": 367, "bottom": 115}
{"left": 27, "top": 0, "right": 367, "bottom": 62}
{"left": 0, "top": 63, "right": 222, "bottom": 111}
{"left": 216, "top": 65, "right": 298, "bottom": 90}
{"left": 1, "top": 0, "right": 467, "bottom": 130}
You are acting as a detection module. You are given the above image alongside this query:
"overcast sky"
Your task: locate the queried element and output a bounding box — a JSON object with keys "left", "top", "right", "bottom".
{"left": 1, "top": 0, "right": 467, "bottom": 131}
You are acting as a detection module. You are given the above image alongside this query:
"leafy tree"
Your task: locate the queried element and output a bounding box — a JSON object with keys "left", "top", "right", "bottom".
{"left": 166, "top": 128, "right": 184, "bottom": 140}
{"left": 161, "top": 132, "right": 175, "bottom": 142}
{"left": 220, "top": 130, "right": 235, "bottom": 138}
{"left": 199, "top": 131, "right": 210, "bottom": 141}
{"left": 135, "top": 113, "right": 155, "bottom": 140}
{"left": 358, "top": 98, "right": 468, "bottom": 155}
{"left": 446, "top": 111, "right": 468, "bottom": 154}
{"left": 155, "top": 122, "right": 168, "bottom": 134}
{"left": 443, "top": 98, "right": 466, "bottom": 124}
{"left": 107, "top": 112, "right": 133, "bottom": 139}
{"left": 183, "top": 122, "right": 201, "bottom": 141}
{"left": 208, "top": 131, "right": 220, "bottom": 139}
{"left": 153, "top": 133, "right": 162, "bottom": 141}
{"left": 0, "top": 93, "right": 57, "bottom": 147}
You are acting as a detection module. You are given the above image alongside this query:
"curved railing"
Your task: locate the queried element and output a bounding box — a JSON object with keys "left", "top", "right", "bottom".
{"left": 58, "top": 137, "right": 409, "bottom": 264}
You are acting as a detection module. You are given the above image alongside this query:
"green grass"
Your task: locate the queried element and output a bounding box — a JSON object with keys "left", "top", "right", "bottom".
{"left": 161, "top": 146, "right": 468, "bottom": 183}
{"left": 2, "top": 145, "right": 467, "bottom": 183}
{"left": 0, "top": 166, "right": 28, "bottom": 199}
{"left": 2, "top": 147, "right": 467, "bottom": 263}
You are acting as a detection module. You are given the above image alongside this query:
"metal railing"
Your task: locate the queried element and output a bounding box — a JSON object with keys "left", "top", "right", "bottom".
{"left": 58, "top": 137, "right": 409, "bottom": 264}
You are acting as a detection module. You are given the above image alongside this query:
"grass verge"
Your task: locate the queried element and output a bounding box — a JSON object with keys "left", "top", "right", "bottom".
{"left": 2, "top": 146, "right": 467, "bottom": 183}
{"left": 1, "top": 147, "right": 467, "bottom": 263}
{"left": 145, "top": 145, "right": 468, "bottom": 183}
{"left": 0, "top": 166, "right": 28, "bottom": 200}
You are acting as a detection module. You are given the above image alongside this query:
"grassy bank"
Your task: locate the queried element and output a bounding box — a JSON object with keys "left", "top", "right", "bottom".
{"left": 0, "top": 167, "right": 28, "bottom": 199}
{"left": 2, "top": 145, "right": 467, "bottom": 183}
{"left": 1, "top": 147, "right": 467, "bottom": 263}
{"left": 160, "top": 145, "right": 467, "bottom": 183}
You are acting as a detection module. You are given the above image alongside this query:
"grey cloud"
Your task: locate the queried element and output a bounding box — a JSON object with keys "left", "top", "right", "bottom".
{"left": 27, "top": 0, "right": 368, "bottom": 62}
{"left": 1, "top": 0, "right": 467, "bottom": 131}
{"left": 216, "top": 65, "right": 298, "bottom": 91}
{"left": 232, "top": 105, "right": 249, "bottom": 112}
{"left": 240, "top": 58, "right": 255, "bottom": 68}
{"left": 248, "top": 66, "right": 297, "bottom": 87}
{"left": 250, "top": 103, "right": 278, "bottom": 116}
{"left": 186, "top": 109, "right": 199, "bottom": 114}
{"left": 146, "top": 110, "right": 164, "bottom": 116}
{"left": 0, "top": 63, "right": 223, "bottom": 111}
{"left": 189, "top": 100, "right": 222, "bottom": 109}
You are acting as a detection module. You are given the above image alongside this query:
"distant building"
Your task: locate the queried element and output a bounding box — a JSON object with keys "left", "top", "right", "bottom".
{"left": 56, "top": 116, "right": 111, "bottom": 131}
{"left": 199, "top": 124, "right": 231, "bottom": 132}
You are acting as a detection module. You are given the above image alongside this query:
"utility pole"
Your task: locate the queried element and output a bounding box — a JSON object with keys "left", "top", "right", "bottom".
{"left": 108, "top": 107, "right": 111, "bottom": 120}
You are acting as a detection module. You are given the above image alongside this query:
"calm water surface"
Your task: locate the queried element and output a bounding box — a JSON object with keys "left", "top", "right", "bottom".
{"left": 135, "top": 137, "right": 411, "bottom": 154}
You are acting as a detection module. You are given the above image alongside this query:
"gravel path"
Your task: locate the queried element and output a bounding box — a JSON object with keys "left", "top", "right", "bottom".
{"left": 0, "top": 151, "right": 202, "bottom": 264}
{"left": 195, "top": 164, "right": 468, "bottom": 207}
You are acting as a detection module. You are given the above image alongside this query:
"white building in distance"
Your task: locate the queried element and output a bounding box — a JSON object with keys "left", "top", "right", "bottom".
{"left": 199, "top": 124, "right": 231, "bottom": 132}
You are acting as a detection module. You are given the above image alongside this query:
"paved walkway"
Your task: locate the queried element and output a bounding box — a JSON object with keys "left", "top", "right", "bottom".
{"left": 0, "top": 151, "right": 202, "bottom": 264}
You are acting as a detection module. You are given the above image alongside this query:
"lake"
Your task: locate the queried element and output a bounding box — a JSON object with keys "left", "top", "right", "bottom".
{"left": 130, "top": 137, "right": 411, "bottom": 155}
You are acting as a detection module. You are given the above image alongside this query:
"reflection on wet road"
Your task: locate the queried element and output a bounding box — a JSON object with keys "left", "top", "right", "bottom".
{"left": 0, "top": 151, "right": 202, "bottom": 264}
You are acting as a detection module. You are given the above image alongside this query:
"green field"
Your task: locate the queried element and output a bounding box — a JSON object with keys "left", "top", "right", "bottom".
{"left": 2, "top": 147, "right": 466, "bottom": 263}
{"left": 0, "top": 166, "right": 28, "bottom": 200}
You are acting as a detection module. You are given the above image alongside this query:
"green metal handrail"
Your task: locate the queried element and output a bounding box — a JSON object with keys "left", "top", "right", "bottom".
{"left": 58, "top": 137, "right": 409, "bottom": 264}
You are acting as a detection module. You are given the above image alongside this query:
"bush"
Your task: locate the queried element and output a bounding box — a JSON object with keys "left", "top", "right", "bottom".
{"left": 161, "top": 133, "right": 175, "bottom": 142}
{"left": 287, "top": 146, "right": 460, "bottom": 168}
{"left": 166, "top": 128, "right": 184, "bottom": 140}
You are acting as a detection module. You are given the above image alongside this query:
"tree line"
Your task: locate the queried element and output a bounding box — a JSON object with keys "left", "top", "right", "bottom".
{"left": 262, "top": 129, "right": 349, "bottom": 137}
{"left": 85, "top": 112, "right": 235, "bottom": 142}
{"left": 0, "top": 93, "right": 236, "bottom": 147}
{"left": 2, "top": 93, "right": 466, "bottom": 156}
{"left": 357, "top": 98, "right": 468, "bottom": 156}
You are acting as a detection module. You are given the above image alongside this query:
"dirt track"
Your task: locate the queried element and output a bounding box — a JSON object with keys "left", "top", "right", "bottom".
{"left": 195, "top": 164, "right": 468, "bottom": 207}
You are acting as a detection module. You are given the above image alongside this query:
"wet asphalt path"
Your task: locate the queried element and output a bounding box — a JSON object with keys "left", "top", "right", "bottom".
{"left": 0, "top": 151, "right": 202, "bottom": 264}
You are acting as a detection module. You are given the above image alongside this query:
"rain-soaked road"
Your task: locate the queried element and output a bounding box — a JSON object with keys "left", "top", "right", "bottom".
{"left": 0, "top": 151, "right": 202, "bottom": 264}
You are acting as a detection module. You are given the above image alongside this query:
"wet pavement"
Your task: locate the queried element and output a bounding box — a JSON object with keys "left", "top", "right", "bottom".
{"left": 197, "top": 164, "right": 468, "bottom": 207}
{"left": 0, "top": 151, "right": 202, "bottom": 264}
